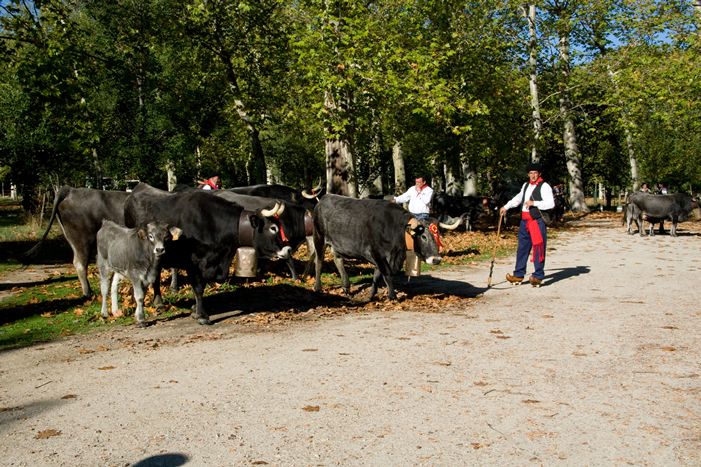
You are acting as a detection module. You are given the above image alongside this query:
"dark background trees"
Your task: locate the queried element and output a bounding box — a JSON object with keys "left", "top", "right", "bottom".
{"left": 1, "top": 0, "right": 698, "bottom": 213}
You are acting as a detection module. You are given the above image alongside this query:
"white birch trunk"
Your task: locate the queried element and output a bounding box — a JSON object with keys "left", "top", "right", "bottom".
{"left": 392, "top": 141, "right": 406, "bottom": 194}
{"left": 462, "top": 160, "right": 477, "bottom": 196}
{"left": 166, "top": 160, "right": 177, "bottom": 192}
{"left": 558, "top": 28, "right": 589, "bottom": 212}
{"left": 525, "top": 4, "right": 543, "bottom": 163}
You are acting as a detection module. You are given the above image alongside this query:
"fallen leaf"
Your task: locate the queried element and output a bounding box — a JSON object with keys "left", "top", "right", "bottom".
{"left": 73, "top": 308, "right": 84, "bottom": 316}
{"left": 61, "top": 394, "right": 77, "bottom": 400}
{"left": 302, "top": 348, "right": 318, "bottom": 352}
{"left": 660, "top": 346, "right": 676, "bottom": 352}
{"left": 522, "top": 399, "right": 540, "bottom": 404}
{"left": 41, "top": 312, "right": 54, "bottom": 318}
{"left": 97, "top": 366, "right": 116, "bottom": 371}
{"left": 252, "top": 462, "right": 269, "bottom": 465}
{"left": 302, "top": 405, "right": 320, "bottom": 412}
{"left": 35, "top": 429, "right": 61, "bottom": 439}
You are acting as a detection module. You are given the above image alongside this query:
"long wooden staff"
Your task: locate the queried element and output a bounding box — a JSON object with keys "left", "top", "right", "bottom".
{"left": 487, "top": 210, "right": 505, "bottom": 288}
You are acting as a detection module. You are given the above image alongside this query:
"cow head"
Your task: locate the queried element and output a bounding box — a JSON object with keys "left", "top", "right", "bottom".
{"left": 138, "top": 222, "right": 182, "bottom": 257}
{"left": 405, "top": 218, "right": 442, "bottom": 265}
{"left": 250, "top": 202, "right": 292, "bottom": 260}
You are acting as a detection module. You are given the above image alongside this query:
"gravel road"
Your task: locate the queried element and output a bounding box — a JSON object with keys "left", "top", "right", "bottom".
{"left": 1, "top": 214, "right": 700, "bottom": 466}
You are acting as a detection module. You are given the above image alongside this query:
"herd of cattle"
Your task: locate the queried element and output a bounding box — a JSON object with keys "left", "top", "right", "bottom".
{"left": 23, "top": 184, "right": 699, "bottom": 326}
{"left": 26, "top": 183, "right": 465, "bottom": 326}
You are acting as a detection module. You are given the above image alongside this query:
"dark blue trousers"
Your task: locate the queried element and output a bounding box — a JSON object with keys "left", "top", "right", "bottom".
{"left": 514, "top": 218, "right": 547, "bottom": 280}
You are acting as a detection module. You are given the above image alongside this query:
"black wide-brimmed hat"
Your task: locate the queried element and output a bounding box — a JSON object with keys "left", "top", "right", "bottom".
{"left": 526, "top": 162, "right": 543, "bottom": 173}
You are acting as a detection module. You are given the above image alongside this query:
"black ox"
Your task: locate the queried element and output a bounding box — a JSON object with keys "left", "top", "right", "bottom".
{"left": 216, "top": 190, "right": 314, "bottom": 280}
{"left": 26, "top": 186, "right": 129, "bottom": 297}
{"left": 313, "top": 194, "right": 443, "bottom": 300}
{"left": 628, "top": 192, "right": 698, "bottom": 237}
{"left": 229, "top": 183, "right": 322, "bottom": 211}
{"left": 124, "top": 183, "right": 291, "bottom": 324}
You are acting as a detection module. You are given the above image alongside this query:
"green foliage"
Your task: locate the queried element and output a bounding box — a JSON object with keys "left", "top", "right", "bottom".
{"left": 1, "top": 0, "right": 699, "bottom": 204}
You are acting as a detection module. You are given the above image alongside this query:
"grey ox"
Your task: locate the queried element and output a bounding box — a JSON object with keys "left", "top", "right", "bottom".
{"left": 97, "top": 220, "right": 182, "bottom": 327}
{"left": 627, "top": 192, "right": 698, "bottom": 237}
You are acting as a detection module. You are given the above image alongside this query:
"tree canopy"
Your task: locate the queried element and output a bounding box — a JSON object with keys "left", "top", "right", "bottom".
{"left": 1, "top": 0, "right": 698, "bottom": 211}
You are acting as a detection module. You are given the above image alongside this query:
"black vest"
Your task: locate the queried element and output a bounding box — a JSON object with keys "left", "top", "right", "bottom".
{"left": 521, "top": 182, "right": 548, "bottom": 221}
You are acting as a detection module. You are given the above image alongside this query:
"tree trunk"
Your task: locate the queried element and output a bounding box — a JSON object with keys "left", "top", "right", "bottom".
{"left": 325, "top": 139, "right": 354, "bottom": 197}
{"left": 607, "top": 66, "right": 639, "bottom": 190}
{"left": 445, "top": 164, "right": 461, "bottom": 195}
{"left": 247, "top": 127, "right": 267, "bottom": 184}
{"left": 218, "top": 47, "right": 268, "bottom": 185}
{"left": 392, "top": 141, "right": 406, "bottom": 194}
{"left": 558, "top": 25, "right": 589, "bottom": 212}
{"left": 461, "top": 159, "right": 477, "bottom": 196}
{"left": 166, "top": 159, "right": 177, "bottom": 192}
{"left": 524, "top": 4, "right": 543, "bottom": 163}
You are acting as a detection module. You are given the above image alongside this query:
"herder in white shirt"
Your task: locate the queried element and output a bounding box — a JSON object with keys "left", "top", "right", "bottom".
{"left": 393, "top": 176, "right": 433, "bottom": 221}
{"left": 499, "top": 163, "right": 555, "bottom": 287}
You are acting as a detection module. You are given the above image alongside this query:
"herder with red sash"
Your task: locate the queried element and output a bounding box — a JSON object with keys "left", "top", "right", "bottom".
{"left": 499, "top": 163, "right": 555, "bottom": 287}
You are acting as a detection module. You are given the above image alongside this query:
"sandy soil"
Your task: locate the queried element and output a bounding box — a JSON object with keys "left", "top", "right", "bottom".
{"left": 1, "top": 214, "right": 700, "bottom": 466}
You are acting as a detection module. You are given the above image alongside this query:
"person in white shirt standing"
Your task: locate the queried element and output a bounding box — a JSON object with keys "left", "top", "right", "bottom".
{"left": 393, "top": 176, "right": 433, "bottom": 221}
{"left": 499, "top": 163, "right": 555, "bottom": 287}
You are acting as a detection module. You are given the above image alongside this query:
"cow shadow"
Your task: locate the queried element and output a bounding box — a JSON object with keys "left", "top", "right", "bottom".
{"left": 132, "top": 453, "right": 189, "bottom": 467}
{"left": 164, "top": 283, "right": 356, "bottom": 324}
{"left": 351, "top": 274, "right": 487, "bottom": 299}
{"left": 0, "top": 274, "right": 75, "bottom": 291}
{"left": 161, "top": 272, "right": 488, "bottom": 325}
{"left": 0, "top": 295, "right": 90, "bottom": 326}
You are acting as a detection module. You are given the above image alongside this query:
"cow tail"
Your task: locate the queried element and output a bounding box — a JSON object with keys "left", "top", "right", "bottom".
{"left": 23, "top": 186, "right": 70, "bottom": 261}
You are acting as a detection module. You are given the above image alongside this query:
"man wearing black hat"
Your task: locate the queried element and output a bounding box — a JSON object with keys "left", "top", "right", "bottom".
{"left": 499, "top": 163, "right": 555, "bottom": 287}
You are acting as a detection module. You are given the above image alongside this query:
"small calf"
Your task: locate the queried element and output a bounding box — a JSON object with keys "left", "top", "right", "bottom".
{"left": 97, "top": 220, "right": 181, "bottom": 326}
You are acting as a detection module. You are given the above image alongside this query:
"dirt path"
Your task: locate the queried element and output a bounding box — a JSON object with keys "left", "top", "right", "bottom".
{"left": 1, "top": 216, "right": 700, "bottom": 466}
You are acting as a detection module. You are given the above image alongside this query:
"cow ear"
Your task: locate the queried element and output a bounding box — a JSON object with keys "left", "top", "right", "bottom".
{"left": 170, "top": 226, "right": 182, "bottom": 240}
{"left": 137, "top": 229, "right": 147, "bottom": 240}
{"left": 248, "top": 214, "right": 260, "bottom": 229}
{"left": 405, "top": 217, "right": 420, "bottom": 235}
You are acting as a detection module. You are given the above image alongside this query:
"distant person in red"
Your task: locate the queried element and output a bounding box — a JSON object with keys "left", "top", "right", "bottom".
{"left": 198, "top": 175, "right": 221, "bottom": 191}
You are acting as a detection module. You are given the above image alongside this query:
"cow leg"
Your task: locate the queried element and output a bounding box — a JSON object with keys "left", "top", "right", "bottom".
{"left": 97, "top": 257, "right": 111, "bottom": 319}
{"left": 313, "top": 236, "right": 325, "bottom": 293}
{"left": 286, "top": 257, "right": 299, "bottom": 281}
{"left": 302, "top": 237, "right": 316, "bottom": 279}
{"left": 189, "top": 271, "right": 210, "bottom": 325}
{"left": 73, "top": 253, "right": 92, "bottom": 298}
{"left": 369, "top": 268, "right": 383, "bottom": 300}
{"left": 169, "top": 268, "right": 179, "bottom": 294}
{"left": 648, "top": 222, "right": 655, "bottom": 236}
{"left": 333, "top": 254, "right": 351, "bottom": 295}
{"left": 111, "top": 273, "right": 123, "bottom": 317}
{"left": 671, "top": 219, "right": 677, "bottom": 237}
{"left": 150, "top": 266, "right": 164, "bottom": 308}
{"left": 133, "top": 281, "right": 147, "bottom": 327}
{"left": 377, "top": 259, "right": 396, "bottom": 300}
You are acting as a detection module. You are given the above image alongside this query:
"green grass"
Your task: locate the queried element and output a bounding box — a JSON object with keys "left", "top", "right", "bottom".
{"left": 0, "top": 273, "right": 190, "bottom": 350}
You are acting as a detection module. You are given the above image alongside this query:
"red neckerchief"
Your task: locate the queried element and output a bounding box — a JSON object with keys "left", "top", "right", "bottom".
{"left": 529, "top": 177, "right": 543, "bottom": 186}
{"left": 522, "top": 211, "right": 544, "bottom": 263}
{"left": 416, "top": 183, "right": 427, "bottom": 193}
{"left": 204, "top": 179, "right": 219, "bottom": 190}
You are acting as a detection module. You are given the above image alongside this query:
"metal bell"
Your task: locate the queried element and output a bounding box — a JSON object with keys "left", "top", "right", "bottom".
{"left": 235, "top": 247, "right": 257, "bottom": 277}
{"left": 404, "top": 250, "right": 421, "bottom": 277}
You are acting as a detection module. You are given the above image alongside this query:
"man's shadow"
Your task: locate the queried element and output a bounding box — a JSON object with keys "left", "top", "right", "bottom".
{"left": 544, "top": 265, "right": 590, "bottom": 286}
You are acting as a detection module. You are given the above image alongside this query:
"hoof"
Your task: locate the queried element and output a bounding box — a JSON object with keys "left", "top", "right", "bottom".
{"left": 197, "top": 318, "right": 212, "bottom": 325}
{"left": 136, "top": 321, "right": 148, "bottom": 328}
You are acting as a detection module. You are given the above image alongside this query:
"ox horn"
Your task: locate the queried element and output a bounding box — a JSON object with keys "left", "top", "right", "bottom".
{"left": 439, "top": 215, "right": 463, "bottom": 230}
{"left": 302, "top": 179, "right": 323, "bottom": 199}
{"left": 261, "top": 202, "right": 281, "bottom": 217}
{"left": 274, "top": 201, "right": 285, "bottom": 216}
